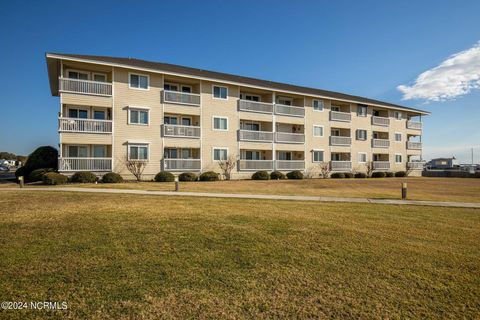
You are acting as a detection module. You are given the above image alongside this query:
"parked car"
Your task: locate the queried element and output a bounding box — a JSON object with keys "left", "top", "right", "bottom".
{"left": 0, "top": 165, "right": 9, "bottom": 171}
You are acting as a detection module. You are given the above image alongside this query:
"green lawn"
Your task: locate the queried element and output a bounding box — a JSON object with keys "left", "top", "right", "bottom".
{"left": 0, "top": 190, "right": 479, "bottom": 319}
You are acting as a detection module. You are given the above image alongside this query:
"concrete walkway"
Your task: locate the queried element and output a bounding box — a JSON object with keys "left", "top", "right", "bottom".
{"left": 4, "top": 187, "right": 480, "bottom": 209}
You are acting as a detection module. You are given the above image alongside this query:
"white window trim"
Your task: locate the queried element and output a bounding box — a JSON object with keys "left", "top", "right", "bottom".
{"left": 241, "top": 121, "right": 261, "bottom": 131}
{"left": 395, "top": 132, "right": 402, "bottom": 142}
{"left": 357, "top": 105, "right": 368, "bottom": 117}
{"left": 212, "top": 116, "right": 228, "bottom": 131}
{"left": 312, "top": 99, "right": 324, "bottom": 112}
{"left": 394, "top": 111, "right": 403, "bottom": 120}
{"left": 127, "top": 106, "right": 150, "bottom": 126}
{"left": 240, "top": 93, "right": 261, "bottom": 102}
{"left": 313, "top": 125, "right": 324, "bottom": 137}
{"left": 93, "top": 145, "right": 107, "bottom": 158}
{"left": 212, "top": 85, "right": 228, "bottom": 100}
{"left": 67, "top": 106, "right": 89, "bottom": 119}
{"left": 358, "top": 152, "right": 367, "bottom": 163}
{"left": 66, "top": 69, "right": 90, "bottom": 80}
{"left": 356, "top": 129, "right": 367, "bottom": 141}
{"left": 128, "top": 72, "right": 150, "bottom": 91}
{"left": 67, "top": 144, "right": 89, "bottom": 157}
{"left": 127, "top": 143, "right": 150, "bottom": 161}
{"left": 212, "top": 147, "right": 229, "bottom": 161}
{"left": 92, "top": 72, "right": 107, "bottom": 82}
{"left": 277, "top": 96, "right": 293, "bottom": 105}
{"left": 312, "top": 149, "right": 325, "bottom": 163}
{"left": 395, "top": 153, "right": 402, "bottom": 164}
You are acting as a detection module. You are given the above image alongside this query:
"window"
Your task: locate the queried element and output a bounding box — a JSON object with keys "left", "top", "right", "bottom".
{"left": 68, "top": 108, "right": 88, "bottom": 119}
{"left": 357, "top": 105, "right": 367, "bottom": 117}
{"left": 93, "top": 73, "right": 107, "bottom": 82}
{"left": 331, "top": 105, "right": 341, "bottom": 112}
{"left": 313, "top": 125, "right": 324, "bottom": 137}
{"left": 241, "top": 94, "right": 260, "bottom": 102}
{"left": 277, "top": 97, "right": 292, "bottom": 106}
{"left": 312, "top": 150, "right": 324, "bottom": 162}
{"left": 164, "top": 83, "right": 178, "bottom": 91}
{"left": 68, "top": 145, "right": 88, "bottom": 157}
{"left": 395, "top": 154, "right": 402, "bottom": 163}
{"left": 181, "top": 117, "right": 191, "bottom": 126}
{"left": 331, "top": 129, "right": 340, "bottom": 137}
{"left": 213, "top": 116, "right": 228, "bottom": 130}
{"left": 93, "top": 145, "right": 106, "bottom": 158}
{"left": 164, "top": 116, "right": 177, "bottom": 125}
{"left": 181, "top": 149, "right": 191, "bottom": 159}
{"left": 313, "top": 100, "right": 324, "bottom": 111}
{"left": 245, "top": 151, "right": 260, "bottom": 160}
{"left": 358, "top": 152, "right": 367, "bottom": 163}
{"left": 331, "top": 153, "right": 341, "bottom": 161}
{"left": 278, "top": 151, "right": 292, "bottom": 161}
{"left": 129, "top": 144, "right": 148, "bottom": 161}
{"left": 94, "top": 110, "right": 105, "bottom": 120}
{"left": 213, "top": 148, "right": 228, "bottom": 161}
{"left": 213, "top": 86, "right": 228, "bottom": 99}
{"left": 164, "top": 148, "right": 178, "bottom": 159}
{"left": 129, "top": 74, "right": 149, "bottom": 90}
{"left": 181, "top": 86, "right": 192, "bottom": 93}
{"left": 67, "top": 70, "right": 88, "bottom": 80}
{"left": 129, "top": 108, "right": 149, "bottom": 125}
{"left": 394, "top": 111, "right": 402, "bottom": 120}
{"left": 356, "top": 129, "right": 367, "bottom": 141}
{"left": 395, "top": 133, "right": 402, "bottom": 142}
{"left": 241, "top": 122, "right": 260, "bottom": 131}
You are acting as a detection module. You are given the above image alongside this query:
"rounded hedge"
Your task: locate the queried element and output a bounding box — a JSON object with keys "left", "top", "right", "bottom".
{"left": 331, "top": 172, "right": 345, "bottom": 179}
{"left": 102, "top": 172, "right": 123, "bottom": 183}
{"left": 252, "top": 171, "right": 270, "bottom": 180}
{"left": 286, "top": 170, "right": 304, "bottom": 180}
{"left": 42, "top": 172, "right": 68, "bottom": 185}
{"left": 270, "top": 171, "right": 286, "bottom": 180}
{"left": 385, "top": 172, "right": 395, "bottom": 177}
{"left": 344, "top": 172, "right": 354, "bottom": 178}
{"left": 28, "top": 168, "right": 54, "bottom": 182}
{"left": 16, "top": 146, "right": 58, "bottom": 181}
{"left": 199, "top": 171, "right": 219, "bottom": 181}
{"left": 395, "top": 171, "right": 407, "bottom": 177}
{"left": 179, "top": 172, "right": 197, "bottom": 181}
{"left": 70, "top": 171, "right": 98, "bottom": 183}
{"left": 155, "top": 171, "right": 175, "bottom": 182}
{"left": 355, "top": 172, "right": 367, "bottom": 178}
{"left": 371, "top": 171, "right": 386, "bottom": 178}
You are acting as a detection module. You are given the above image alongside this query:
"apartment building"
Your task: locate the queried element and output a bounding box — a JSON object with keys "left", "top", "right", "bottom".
{"left": 46, "top": 53, "right": 428, "bottom": 179}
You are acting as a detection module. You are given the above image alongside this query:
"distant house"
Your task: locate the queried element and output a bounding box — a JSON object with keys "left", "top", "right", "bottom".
{"left": 427, "top": 157, "right": 459, "bottom": 169}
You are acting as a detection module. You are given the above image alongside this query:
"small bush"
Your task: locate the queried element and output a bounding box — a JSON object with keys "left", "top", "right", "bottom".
{"left": 179, "top": 172, "right": 197, "bottom": 182}
{"left": 28, "top": 168, "right": 54, "bottom": 182}
{"left": 70, "top": 171, "right": 97, "bottom": 183}
{"left": 395, "top": 171, "right": 407, "bottom": 177}
{"left": 372, "top": 171, "right": 386, "bottom": 178}
{"left": 270, "top": 171, "right": 286, "bottom": 180}
{"left": 330, "top": 172, "right": 345, "bottom": 179}
{"left": 155, "top": 171, "right": 175, "bottom": 182}
{"left": 42, "top": 172, "right": 68, "bottom": 185}
{"left": 344, "top": 172, "right": 354, "bottom": 178}
{"left": 252, "top": 171, "right": 270, "bottom": 180}
{"left": 355, "top": 172, "right": 367, "bottom": 178}
{"left": 286, "top": 170, "right": 304, "bottom": 180}
{"left": 102, "top": 172, "right": 123, "bottom": 183}
{"left": 385, "top": 172, "right": 395, "bottom": 177}
{"left": 199, "top": 171, "right": 219, "bottom": 181}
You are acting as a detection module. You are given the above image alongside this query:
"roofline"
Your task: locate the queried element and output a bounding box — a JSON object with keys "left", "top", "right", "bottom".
{"left": 45, "top": 53, "right": 430, "bottom": 115}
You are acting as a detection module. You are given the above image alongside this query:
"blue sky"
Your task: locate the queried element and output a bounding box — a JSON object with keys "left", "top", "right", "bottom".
{"left": 0, "top": 0, "right": 479, "bottom": 162}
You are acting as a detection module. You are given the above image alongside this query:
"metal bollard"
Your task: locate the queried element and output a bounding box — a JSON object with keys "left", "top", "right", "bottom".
{"left": 401, "top": 182, "right": 407, "bottom": 200}
{"left": 18, "top": 176, "right": 24, "bottom": 188}
{"left": 175, "top": 176, "right": 179, "bottom": 191}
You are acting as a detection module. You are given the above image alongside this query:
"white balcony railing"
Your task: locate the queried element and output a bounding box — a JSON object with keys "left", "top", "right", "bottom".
{"left": 407, "top": 121, "right": 422, "bottom": 130}
{"left": 330, "top": 161, "right": 352, "bottom": 171}
{"left": 58, "top": 157, "right": 112, "bottom": 172}
{"left": 163, "top": 90, "right": 201, "bottom": 106}
{"left": 373, "top": 161, "right": 390, "bottom": 170}
{"left": 275, "top": 132, "right": 305, "bottom": 144}
{"left": 59, "top": 77, "right": 112, "bottom": 96}
{"left": 238, "top": 160, "right": 274, "bottom": 171}
{"left": 238, "top": 100, "right": 273, "bottom": 114}
{"left": 407, "top": 141, "right": 422, "bottom": 150}
{"left": 407, "top": 161, "right": 425, "bottom": 170}
{"left": 275, "top": 160, "right": 305, "bottom": 170}
{"left": 330, "top": 111, "right": 351, "bottom": 122}
{"left": 330, "top": 136, "right": 351, "bottom": 146}
{"left": 372, "top": 116, "right": 390, "bottom": 126}
{"left": 163, "top": 124, "right": 201, "bottom": 138}
{"left": 162, "top": 159, "right": 201, "bottom": 171}
{"left": 238, "top": 130, "right": 274, "bottom": 142}
{"left": 58, "top": 118, "right": 112, "bottom": 133}
{"left": 372, "top": 139, "right": 390, "bottom": 148}
{"left": 274, "top": 104, "right": 305, "bottom": 117}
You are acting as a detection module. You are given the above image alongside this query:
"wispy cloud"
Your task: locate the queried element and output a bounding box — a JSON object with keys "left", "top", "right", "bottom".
{"left": 397, "top": 41, "right": 480, "bottom": 102}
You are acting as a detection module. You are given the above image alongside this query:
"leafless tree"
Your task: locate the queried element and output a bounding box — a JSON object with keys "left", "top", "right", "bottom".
{"left": 405, "top": 164, "right": 414, "bottom": 177}
{"left": 218, "top": 154, "right": 236, "bottom": 180}
{"left": 125, "top": 156, "right": 147, "bottom": 181}
{"left": 318, "top": 161, "right": 331, "bottom": 178}
{"left": 365, "top": 161, "right": 374, "bottom": 177}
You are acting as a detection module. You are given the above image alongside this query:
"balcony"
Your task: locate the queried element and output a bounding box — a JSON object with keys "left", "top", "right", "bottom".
{"left": 275, "top": 132, "right": 305, "bottom": 144}
{"left": 276, "top": 160, "right": 305, "bottom": 170}
{"left": 162, "top": 159, "right": 201, "bottom": 171}
{"left": 238, "top": 100, "right": 273, "bottom": 114}
{"left": 330, "top": 161, "right": 352, "bottom": 171}
{"left": 407, "top": 161, "right": 425, "bottom": 170}
{"left": 407, "top": 121, "right": 422, "bottom": 130}
{"left": 274, "top": 104, "right": 305, "bottom": 117}
{"left": 238, "top": 130, "right": 273, "bottom": 142}
{"left": 58, "top": 118, "right": 112, "bottom": 134}
{"left": 58, "top": 157, "right": 112, "bottom": 172}
{"left": 163, "top": 90, "right": 201, "bottom": 106}
{"left": 372, "top": 139, "right": 390, "bottom": 148}
{"left": 238, "top": 160, "right": 274, "bottom": 171}
{"left": 59, "top": 77, "right": 112, "bottom": 96}
{"left": 330, "top": 111, "right": 351, "bottom": 122}
{"left": 163, "top": 124, "right": 201, "bottom": 138}
{"left": 372, "top": 116, "right": 390, "bottom": 127}
{"left": 373, "top": 161, "right": 390, "bottom": 170}
{"left": 407, "top": 141, "right": 422, "bottom": 150}
{"left": 330, "top": 136, "right": 351, "bottom": 146}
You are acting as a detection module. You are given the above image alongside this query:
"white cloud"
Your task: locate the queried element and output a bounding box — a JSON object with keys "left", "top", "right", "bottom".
{"left": 397, "top": 41, "right": 480, "bottom": 101}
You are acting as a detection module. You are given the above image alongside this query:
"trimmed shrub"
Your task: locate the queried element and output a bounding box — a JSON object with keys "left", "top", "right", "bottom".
{"left": 155, "top": 171, "right": 175, "bottom": 182}
{"left": 344, "top": 172, "right": 354, "bottom": 178}
{"left": 42, "top": 172, "right": 68, "bottom": 185}
{"left": 385, "top": 172, "right": 395, "bottom": 177}
{"left": 371, "top": 171, "right": 386, "bottom": 178}
{"left": 286, "top": 170, "right": 304, "bottom": 180}
{"left": 395, "top": 171, "right": 407, "bottom": 177}
{"left": 270, "top": 171, "right": 286, "bottom": 180}
{"left": 16, "top": 146, "right": 58, "bottom": 181}
{"left": 330, "top": 172, "right": 345, "bottom": 179}
{"left": 199, "top": 171, "right": 219, "bottom": 181}
{"left": 28, "top": 168, "right": 54, "bottom": 182}
{"left": 70, "top": 171, "right": 97, "bottom": 183}
{"left": 179, "top": 172, "right": 197, "bottom": 182}
{"left": 355, "top": 172, "right": 367, "bottom": 178}
{"left": 252, "top": 171, "right": 270, "bottom": 180}
{"left": 102, "top": 172, "right": 123, "bottom": 183}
